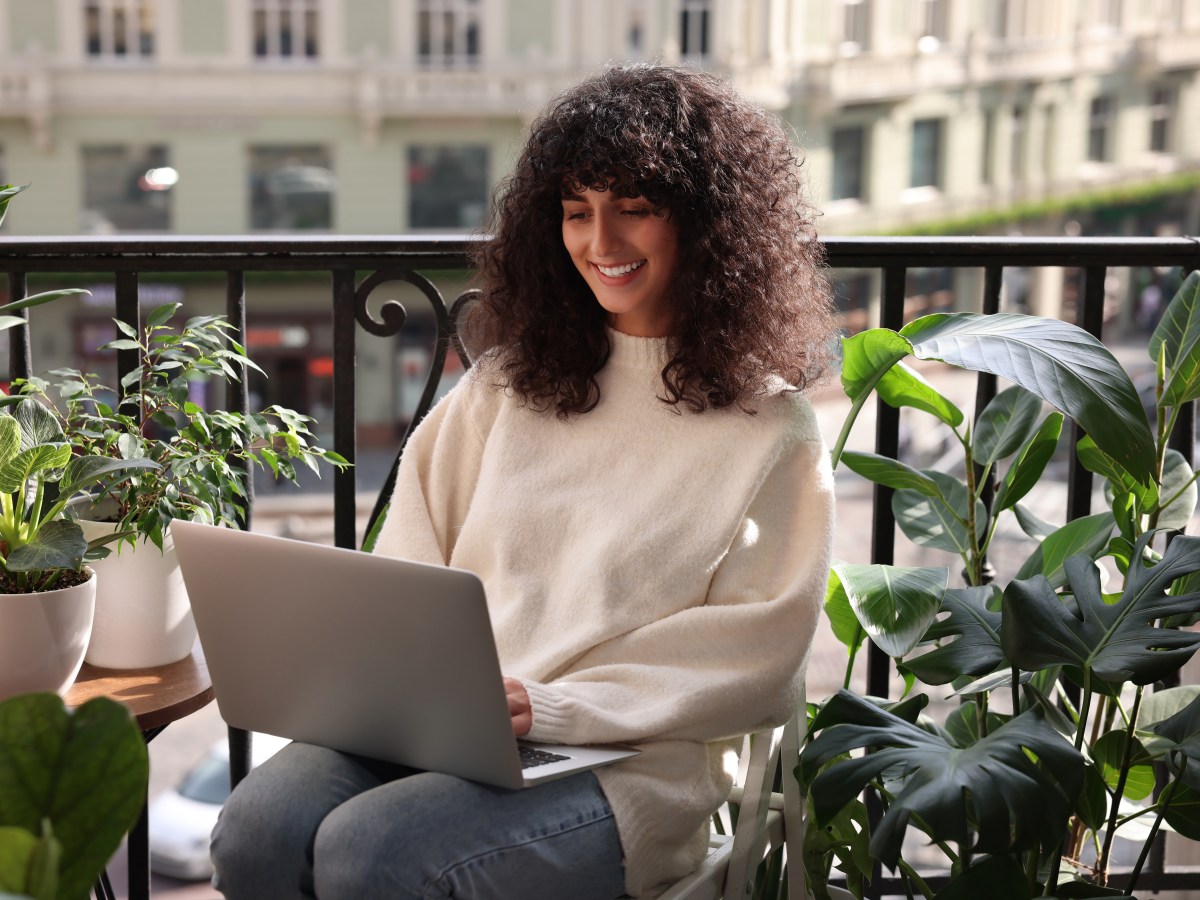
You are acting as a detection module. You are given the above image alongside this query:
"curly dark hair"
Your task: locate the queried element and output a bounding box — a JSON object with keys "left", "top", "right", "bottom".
{"left": 470, "top": 63, "right": 836, "bottom": 416}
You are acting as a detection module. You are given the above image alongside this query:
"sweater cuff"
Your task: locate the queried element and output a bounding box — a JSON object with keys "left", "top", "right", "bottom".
{"left": 522, "top": 680, "right": 574, "bottom": 744}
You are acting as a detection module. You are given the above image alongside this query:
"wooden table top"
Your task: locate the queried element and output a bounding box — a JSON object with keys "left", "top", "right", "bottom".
{"left": 65, "top": 644, "right": 215, "bottom": 732}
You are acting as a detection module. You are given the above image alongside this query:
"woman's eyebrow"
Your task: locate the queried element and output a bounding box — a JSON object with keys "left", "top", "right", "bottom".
{"left": 560, "top": 191, "right": 586, "bottom": 202}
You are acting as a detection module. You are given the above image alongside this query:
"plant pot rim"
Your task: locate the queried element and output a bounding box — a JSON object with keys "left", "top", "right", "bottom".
{"left": 0, "top": 565, "right": 95, "bottom": 597}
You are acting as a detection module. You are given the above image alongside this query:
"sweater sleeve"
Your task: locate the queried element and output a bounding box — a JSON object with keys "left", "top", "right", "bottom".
{"left": 521, "top": 426, "right": 836, "bottom": 747}
{"left": 371, "top": 372, "right": 488, "bottom": 567}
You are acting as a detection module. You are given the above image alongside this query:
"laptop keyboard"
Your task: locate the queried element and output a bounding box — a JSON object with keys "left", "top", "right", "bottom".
{"left": 519, "top": 745, "right": 571, "bottom": 769}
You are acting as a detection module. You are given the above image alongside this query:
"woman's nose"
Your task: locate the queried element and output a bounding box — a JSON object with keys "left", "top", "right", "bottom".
{"left": 590, "top": 212, "right": 622, "bottom": 257}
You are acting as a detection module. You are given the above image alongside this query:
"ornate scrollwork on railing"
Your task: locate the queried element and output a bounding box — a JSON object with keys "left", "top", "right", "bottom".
{"left": 355, "top": 269, "right": 468, "bottom": 544}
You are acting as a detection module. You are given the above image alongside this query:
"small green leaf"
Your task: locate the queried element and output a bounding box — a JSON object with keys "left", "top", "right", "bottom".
{"left": 839, "top": 329, "right": 914, "bottom": 403}
{"left": 1075, "top": 763, "right": 1110, "bottom": 831}
{"left": 974, "top": 385, "right": 1044, "bottom": 465}
{"left": 995, "top": 412, "right": 1064, "bottom": 511}
{"left": 1156, "top": 448, "right": 1198, "bottom": 531}
{"left": 1015, "top": 512, "right": 1115, "bottom": 589}
{"left": 1077, "top": 435, "right": 1157, "bottom": 510}
{"left": 893, "top": 470, "right": 986, "bottom": 555}
{"left": 1013, "top": 502, "right": 1057, "bottom": 540}
{"left": 841, "top": 451, "right": 941, "bottom": 497}
{"left": 1092, "top": 730, "right": 1155, "bottom": 800}
{"left": 146, "top": 302, "right": 182, "bottom": 327}
{"left": 1151, "top": 271, "right": 1200, "bottom": 407}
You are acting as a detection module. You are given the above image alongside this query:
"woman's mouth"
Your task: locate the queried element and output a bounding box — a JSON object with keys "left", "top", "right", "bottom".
{"left": 594, "top": 260, "right": 646, "bottom": 281}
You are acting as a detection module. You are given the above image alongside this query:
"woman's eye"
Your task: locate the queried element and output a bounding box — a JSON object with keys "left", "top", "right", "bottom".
{"left": 563, "top": 210, "right": 587, "bottom": 221}
{"left": 622, "top": 208, "right": 651, "bottom": 218}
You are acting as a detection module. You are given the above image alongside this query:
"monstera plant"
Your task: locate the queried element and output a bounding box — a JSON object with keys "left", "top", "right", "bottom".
{"left": 800, "top": 271, "right": 1200, "bottom": 899}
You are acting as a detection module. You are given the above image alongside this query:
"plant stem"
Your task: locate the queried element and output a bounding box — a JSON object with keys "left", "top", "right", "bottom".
{"left": 895, "top": 859, "right": 934, "bottom": 900}
{"left": 1126, "top": 776, "right": 1178, "bottom": 896}
{"left": 830, "top": 387, "right": 876, "bottom": 469}
{"left": 977, "top": 692, "right": 988, "bottom": 739}
{"left": 1011, "top": 665, "right": 1021, "bottom": 715}
{"left": 1098, "top": 686, "right": 1145, "bottom": 883}
{"left": 1075, "top": 671, "right": 1093, "bottom": 752}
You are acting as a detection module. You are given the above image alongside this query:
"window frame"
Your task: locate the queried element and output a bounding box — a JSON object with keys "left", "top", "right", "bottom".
{"left": 84, "top": 0, "right": 155, "bottom": 60}
{"left": 416, "top": 0, "right": 481, "bottom": 70}
{"left": 252, "top": 0, "right": 320, "bottom": 62}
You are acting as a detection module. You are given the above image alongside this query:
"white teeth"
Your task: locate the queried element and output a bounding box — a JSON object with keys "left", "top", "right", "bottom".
{"left": 597, "top": 260, "right": 645, "bottom": 278}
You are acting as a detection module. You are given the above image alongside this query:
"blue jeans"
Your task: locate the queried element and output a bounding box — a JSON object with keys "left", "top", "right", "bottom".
{"left": 209, "top": 742, "right": 627, "bottom": 900}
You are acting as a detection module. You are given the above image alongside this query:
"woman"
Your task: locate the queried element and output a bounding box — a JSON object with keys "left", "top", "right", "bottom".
{"left": 211, "top": 63, "right": 836, "bottom": 900}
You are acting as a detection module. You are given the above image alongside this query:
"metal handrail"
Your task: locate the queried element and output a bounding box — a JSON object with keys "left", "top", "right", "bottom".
{"left": 3, "top": 233, "right": 1199, "bottom": 896}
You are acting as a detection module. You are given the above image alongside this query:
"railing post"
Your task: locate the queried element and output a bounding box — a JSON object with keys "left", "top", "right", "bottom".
{"left": 6, "top": 272, "right": 30, "bottom": 381}
{"left": 332, "top": 269, "right": 357, "bottom": 551}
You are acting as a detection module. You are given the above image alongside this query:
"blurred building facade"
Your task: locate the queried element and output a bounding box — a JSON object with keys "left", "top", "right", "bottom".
{"left": 0, "top": 0, "right": 1198, "bottom": 440}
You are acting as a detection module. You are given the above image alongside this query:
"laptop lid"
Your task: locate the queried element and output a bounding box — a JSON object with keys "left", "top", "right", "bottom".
{"left": 171, "top": 520, "right": 636, "bottom": 789}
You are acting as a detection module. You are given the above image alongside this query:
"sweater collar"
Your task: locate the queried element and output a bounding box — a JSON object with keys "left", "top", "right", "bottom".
{"left": 605, "top": 327, "right": 672, "bottom": 370}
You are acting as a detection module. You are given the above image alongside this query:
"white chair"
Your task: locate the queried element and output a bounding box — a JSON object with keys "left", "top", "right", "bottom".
{"left": 653, "top": 684, "right": 809, "bottom": 900}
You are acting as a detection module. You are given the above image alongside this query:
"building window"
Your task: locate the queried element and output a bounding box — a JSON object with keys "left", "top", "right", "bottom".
{"left": 253, "top": 0, "right": 318, "bottom": 60}
{"left": 417, "top": 0, "right": 481, "bottom": 69}
{"left": 831, "top": 126, "right": 867, "bottom": 201}
{"left": 910, "top": 118, "right": 943, "bottom": 189}
{"left": 249, "top": 146, "right": 334, "bottom": 230}
{"left": 628, "top": 0, "right": 647, "bottom": 59}
{"left": 840, "top": 0, "right": 870, "bottom": 55}
{"left": 408, "top": 146, "right": 489, "bottom": 231}
{"left": 81, "top": 145, "right": 174, "bottom": 232}
{"left": 1087, "top": 95, "right": 1114, "bottom": 162}
{"left": 981, "top": 109, "right": 995, "bottom": 186}
{"left": 1150, "top": 86, "right": 1175, "bottom": 154}
{"left": 917, "top": 0, "right": 948, "bottom": 51}
{"left": 1010, "top": 106, "right": 1026, "bottom": 182}
{"left": 85, "top": 0, "right": 155, "bottom": 59}
{"left": 680, "top": 0, "right": 710, "bottom": 59}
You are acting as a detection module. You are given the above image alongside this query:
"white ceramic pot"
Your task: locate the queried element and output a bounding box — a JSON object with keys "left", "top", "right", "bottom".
{"left": 0, "top": 568, "right": 95, "bottom": 700}
{"left": 77, "top": 504, "right": 196, "bottom": 669}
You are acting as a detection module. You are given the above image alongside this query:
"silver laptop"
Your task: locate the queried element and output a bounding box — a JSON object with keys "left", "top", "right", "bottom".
{"left": 171, "top": 520, "right": 638, "bottom": 789}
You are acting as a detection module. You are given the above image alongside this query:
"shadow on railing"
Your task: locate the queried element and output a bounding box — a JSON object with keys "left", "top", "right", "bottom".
{"left": 3, "top": 233, "right": 1199, "bottom": 897}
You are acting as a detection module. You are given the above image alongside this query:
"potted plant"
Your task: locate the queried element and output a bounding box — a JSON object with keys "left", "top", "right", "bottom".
{"left": 798, "top": 272, "right": 1200, "bottom": 899}
{"left": 16, "top": 302, "right": 348, "bottom": 670}
{"left": 0, "top": 397, "right": 159, "bottom": 699}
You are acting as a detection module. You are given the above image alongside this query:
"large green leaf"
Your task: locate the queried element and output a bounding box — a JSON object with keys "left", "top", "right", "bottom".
{"left": 12, "top": 399, "right": 64, "bottom": 452}
{"left": 974, "top": 385, "right": 1043, "bottom": 465}
{"left": 1150, "top": 270, "right": 1200, "bottom": 407}
{"left": 0, "top": 417, "right": 19, "bottom": 470}
{"left": 830, "top": 563, "right": 947, "bottom": 658}
{"left": 900, "top": 313, "right": 1155, "bottom": 485}
{"left": 1149, "top": 692, "right": 1200, "bottom": 791}
{"left": 824, "top": 568, "right": 867, "bottom": 655}
{"left": 0, "top": 694, "right": 148, "bottom": 900}
{"left": 994, "top": 412, "right": 1064, "bottom": 511}
{"left": 1157, "top": 448, "right": 1198, "bottom": 531}
{"left": 1076, "top": 435, "right": 1157, "bottom": 510}
{"left": 5, "top": 519, "right": 88, "bottom": 572}
{"left": 901, "top": 586, "right": 1004, "bottom": 685}
{"left": 1164, "top": 782, "right": 1200, "bottom": 840}
{"left": 840, "top": 451, "right": 941, "bottom": 497}
{"left": 0, "top": 444, "right": 71, "bottom": 495}
{"left": 873, "top": 361, "right": 964, "bottom": 427}
{"left": 935, "top": 854, "right": 1032, "bottom": 900}
{"left": 1014, "top": 512, "right": 1115, "bottom": 589}
{"left": 839, "top": 328, "right": 913, "bottom": 403}
{"left": 1002, "top": 533, "right": 1200, "bottom": 685}
{"left": 1092, "top": 730, "right": 1155, "bottom": 800}
{"left": 57, "top": 455, "right": 161, "bottom": 501}
{"left": 800, "top": 691, "right": 1084, "bottom": 868}
{"left": 893, "top": 470, "right": 986, "bottom": 555}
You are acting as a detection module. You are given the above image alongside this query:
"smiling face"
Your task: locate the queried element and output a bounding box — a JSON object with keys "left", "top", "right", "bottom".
{"left": 560, "top": 186, "right": 680, "bottom": 337}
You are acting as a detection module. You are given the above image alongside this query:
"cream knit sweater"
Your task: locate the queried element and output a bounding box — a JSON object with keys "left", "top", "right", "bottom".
{"left": 374, "top": 328, "right": 835, "bottom": 897}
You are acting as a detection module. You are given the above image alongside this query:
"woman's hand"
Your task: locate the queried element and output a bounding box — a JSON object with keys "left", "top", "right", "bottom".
{"left": 504, "top": 676, "right": 532, "bottom": 736}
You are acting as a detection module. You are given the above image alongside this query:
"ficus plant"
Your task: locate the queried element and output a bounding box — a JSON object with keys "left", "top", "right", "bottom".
{"left": 16, "top": 302, "right": 349, "bottom": 550}
{"left": 800, "top": 270, "right": 1200, "bottom": 899}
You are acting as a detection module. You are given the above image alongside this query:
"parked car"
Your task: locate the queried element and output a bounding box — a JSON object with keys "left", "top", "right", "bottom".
{"left": 148, "top": 733, "right": 290, "bottom": 880}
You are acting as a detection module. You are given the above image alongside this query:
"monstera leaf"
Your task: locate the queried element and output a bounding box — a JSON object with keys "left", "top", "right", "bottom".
{"left": 800, "top": 690, "right": 1084, "bottom": 868}
{"left": 901, "top": 586, "right": 1004, "bottom": 685}
{"left": 1149, "top": 692, "right": 1200, "bottom": 791}
{"left": 1002, "top": 533, "right": 1200, "bottom": 685}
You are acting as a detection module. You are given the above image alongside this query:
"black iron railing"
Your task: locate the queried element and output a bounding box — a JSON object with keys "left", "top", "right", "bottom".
{"left": 3, "top": 234, "right": 1200, "bottom": 897}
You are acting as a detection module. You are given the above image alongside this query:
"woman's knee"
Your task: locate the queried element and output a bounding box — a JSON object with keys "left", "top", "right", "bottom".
{"left": 211, "top": 743, "right": 389, "bottom": 898}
